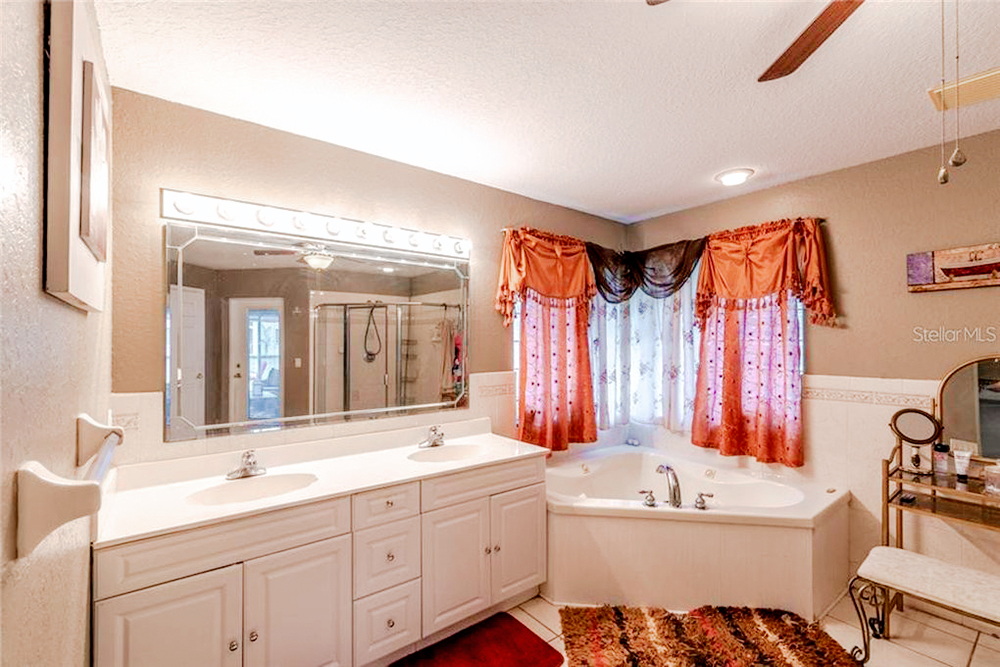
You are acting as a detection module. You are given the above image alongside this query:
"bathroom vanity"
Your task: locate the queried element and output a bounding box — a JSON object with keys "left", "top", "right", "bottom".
{"left": 91, "top": 422, "right": 547, "bottom": 667}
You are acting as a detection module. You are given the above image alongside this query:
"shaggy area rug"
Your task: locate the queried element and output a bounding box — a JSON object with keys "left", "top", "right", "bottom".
{"left": 560, "top": 605, "right": 859, "bottom": 666}
{"left": 390, "top": 612, "right": 563, "bottom": 667}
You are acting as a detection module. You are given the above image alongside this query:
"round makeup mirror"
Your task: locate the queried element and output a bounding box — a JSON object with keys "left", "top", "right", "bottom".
{"left": 890, "top": 408, "right": 942, "bottom": 476}
{"left": 889, "top": 408, "right": 942, "bottom": 445}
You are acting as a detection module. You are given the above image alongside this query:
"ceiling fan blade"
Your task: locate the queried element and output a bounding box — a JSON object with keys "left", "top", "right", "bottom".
{"left": 253, "top": 249, "right": 297, "bottom": 256}
{"left": 646, "top": 0, "right": 671, "bottom": 6}
{"left": 758, "top": 0, "right": 864, "bottom": 82}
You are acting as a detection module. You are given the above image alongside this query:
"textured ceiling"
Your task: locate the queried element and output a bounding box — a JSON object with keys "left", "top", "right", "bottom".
{"left": 94, "top": 0, "right": 1000, "bottom": 223}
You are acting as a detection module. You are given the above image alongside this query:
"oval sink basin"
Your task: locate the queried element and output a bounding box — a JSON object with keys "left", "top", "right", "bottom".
{"left": 407, "top": 444, "right": 486, "bottom": 463}
{"left": 188, "top": 473, "right": 318, "bottom": 506}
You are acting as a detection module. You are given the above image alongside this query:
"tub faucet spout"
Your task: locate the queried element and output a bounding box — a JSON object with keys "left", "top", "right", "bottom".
{"left": 655, "top": 464, "right": 682, "bottom": 508}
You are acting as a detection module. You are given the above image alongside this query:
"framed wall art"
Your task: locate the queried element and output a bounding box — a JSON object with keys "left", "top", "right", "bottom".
{"left": 45, "top": 0, "right": 111, "bottom": 312}
{"left": 907, "top": 242, "right": 1000, "bottom": 292}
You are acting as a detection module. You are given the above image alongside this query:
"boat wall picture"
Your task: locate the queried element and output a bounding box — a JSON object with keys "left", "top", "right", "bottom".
{"left": 907, "top": 242, "right": 1000, "bottom": 292}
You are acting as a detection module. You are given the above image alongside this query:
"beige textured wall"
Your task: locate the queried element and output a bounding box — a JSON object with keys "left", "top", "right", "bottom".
{"left": 1, "top": 1, "right": 111, "bottom": 665}
{"left": 628, "top": 128, "right": 1000, "bottom": 381}
{"left": 112, "top": 89, "right": 626, "bottom": 394}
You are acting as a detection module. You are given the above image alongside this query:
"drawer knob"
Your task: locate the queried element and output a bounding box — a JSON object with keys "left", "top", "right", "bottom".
{"left": 494, "top": 544, "right": 500, "bottom": 553}
{"left": 229, "top": 641, "right": 239, "bottom": 652}
{"left": 385, "top": 499, "right": 394, "bottom": 508}
{"left": 386, "top": 619, "right": 396, "bottom": 629}
{"left": 485, "top": 546, "right": 492, "bottom": 555}
{"left": 249, "top": 631, "right": 258, "bottom": 643}
{"left": 386, "top": 551, "right": 395, "bottom": 563}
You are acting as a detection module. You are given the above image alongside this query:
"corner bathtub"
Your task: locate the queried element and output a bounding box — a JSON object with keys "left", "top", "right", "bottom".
{"left": 540, "top": 446, "right": 850, "bottom": 621}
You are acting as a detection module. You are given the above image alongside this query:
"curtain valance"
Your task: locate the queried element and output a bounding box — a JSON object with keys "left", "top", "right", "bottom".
{"left": 585, "top": 238, "right": 706, "bottom": 304}
{"left": 495, "top": 227, "right": 596, "bottom": 326}
{"left": 695, "top": 218, "right": 836, "bottom": 326}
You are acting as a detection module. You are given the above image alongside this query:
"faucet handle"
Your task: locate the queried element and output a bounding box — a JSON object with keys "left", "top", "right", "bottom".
{"left": 242, "top": 450, "right": 258, "bottom": 465}
{"left": 695, "top": 492, "right": 714, "bottom": 510}
{"left": 638, "top": 490, "right": 656, "bottom": 507}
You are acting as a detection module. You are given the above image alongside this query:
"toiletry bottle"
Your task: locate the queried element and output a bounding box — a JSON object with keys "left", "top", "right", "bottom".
{"left": 933, "top": 442, "right": 951, "bottom": 475}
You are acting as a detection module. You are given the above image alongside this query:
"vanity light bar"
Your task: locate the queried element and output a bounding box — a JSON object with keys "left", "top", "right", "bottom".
{"left": 160, "top": 189, "right": 471, "bottom": 260}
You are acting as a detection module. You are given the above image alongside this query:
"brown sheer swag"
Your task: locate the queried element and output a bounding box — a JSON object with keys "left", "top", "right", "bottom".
{"left": 692, "top": 218, "right": 836, "bottom": 468}
{"left": 585, "top": 238, "right": 707, "bottom": 304}
{"left": 495, "top": 228, "right": 597, "bottom": 451}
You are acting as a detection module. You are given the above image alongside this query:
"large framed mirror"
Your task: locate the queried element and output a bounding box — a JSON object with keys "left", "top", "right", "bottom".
{"left": 163, "top": 191, "right": 469, "bottom": 441}
{"left": 938, "top": 355, "right": 1000, "bottom": 460}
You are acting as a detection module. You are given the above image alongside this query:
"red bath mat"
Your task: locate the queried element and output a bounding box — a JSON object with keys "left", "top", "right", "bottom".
{"left": 390, "top": 612, "right": 563, "bottom": 667}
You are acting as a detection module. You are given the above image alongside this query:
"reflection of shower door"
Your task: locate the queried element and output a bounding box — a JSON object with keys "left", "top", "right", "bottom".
{"left": 345, "top": 305, "right": 390, "bottom": 412}
{"left": 229, "top": 298, "right": 284, "bottom": 422}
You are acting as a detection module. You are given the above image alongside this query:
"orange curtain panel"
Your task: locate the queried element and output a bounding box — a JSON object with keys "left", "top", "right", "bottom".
{"left": 496, "top": 228, "right": 597, "bottom": 451}
{"left": 692, "top": 218, "right": 836, "bottom": 467}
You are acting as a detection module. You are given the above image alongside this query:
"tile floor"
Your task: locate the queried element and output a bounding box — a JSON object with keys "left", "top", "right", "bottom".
{"left": 509, "top": 594, "right": 1000, "bottom": 667}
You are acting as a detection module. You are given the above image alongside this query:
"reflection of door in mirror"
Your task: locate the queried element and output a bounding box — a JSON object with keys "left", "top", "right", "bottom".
{"left": 980, "top": 360, "right": 1000, "bottom": 458}
{"left": 942, "top": 358, "right": 1000, "bottom": 459}
{"left": 229, "top": 298, "right": 284, "bottom": 422}
{"left": 167, "top": 286, "right": 206, "bottom": 427}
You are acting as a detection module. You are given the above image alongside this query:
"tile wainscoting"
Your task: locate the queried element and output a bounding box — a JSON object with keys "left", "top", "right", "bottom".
{"left": 109, "top": 371, "right": 518, "bottom": 465}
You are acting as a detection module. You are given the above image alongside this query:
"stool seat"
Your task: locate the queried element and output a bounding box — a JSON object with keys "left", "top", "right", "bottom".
{"left": 857, "top": 546, "right": 1000, "bottom": 624}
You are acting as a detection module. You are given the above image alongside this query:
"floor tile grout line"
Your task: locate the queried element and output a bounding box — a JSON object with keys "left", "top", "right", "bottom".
{"left": 965, "top": 634, "right": 979, "bottom": 667}
{"left": 518, "top": 602, "right": 562, "bottom": 636}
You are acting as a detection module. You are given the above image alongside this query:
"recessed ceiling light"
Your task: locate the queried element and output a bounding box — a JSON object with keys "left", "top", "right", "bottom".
{"left": 714, "top": 168, "right": 755, "bottom": 187}
{"left": 301, "top": 253, "right": 334, "bottom": 270}
{"left": 381, "top": 267, "right": 395, "bottom": 274}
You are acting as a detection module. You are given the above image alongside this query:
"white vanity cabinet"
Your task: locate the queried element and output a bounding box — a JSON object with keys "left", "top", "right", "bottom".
{"left": 95, "top": 535, "right": 352, "bottom": 667}
{"left": 93, "top": 449, "right": 547, "bottom": 667}
{"left": 420, "top": 459, "right": 546, "bottom": 637}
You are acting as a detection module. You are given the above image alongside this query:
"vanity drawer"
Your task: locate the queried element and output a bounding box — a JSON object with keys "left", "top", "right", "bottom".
{"left": 421, "top": 457, "right": 545, "bottom": 512}
{"left": 94, "top": 496, "right": 351, "bottom": 600}
{"left": 353, "top": 482, "right": 420, "bottom": 530}
{"left": 354, "top": 579, "right": 421, "bottom": 666}
{"left": 354, "top": 516, "right": 421, "bottom": 599}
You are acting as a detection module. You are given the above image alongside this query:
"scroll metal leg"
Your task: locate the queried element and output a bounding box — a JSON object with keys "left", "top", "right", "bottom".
{"left": 848, "top": 576, "right": 887, "bottom": 664}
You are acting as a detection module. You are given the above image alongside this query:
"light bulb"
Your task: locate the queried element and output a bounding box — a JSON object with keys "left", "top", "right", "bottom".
{"left": 301, "top": 253, "right": 334, "bottom": 270}
{"left": 714, "top": 168, "right": 755, "bottom": 187}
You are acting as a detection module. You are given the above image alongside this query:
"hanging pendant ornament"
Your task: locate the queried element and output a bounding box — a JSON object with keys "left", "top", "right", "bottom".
{"left": 937, "top": 0, "right": 949, "bottom": 185}
{"left": 948, "top": 0, "right": 967, "bottom": 168}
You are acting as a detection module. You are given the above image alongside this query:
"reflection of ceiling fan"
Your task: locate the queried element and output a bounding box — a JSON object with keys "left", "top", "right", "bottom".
{"left": 253, "top": 246, "right": 335, "bottom": 270}
{"left": 646, "top": 0, "right": 865, "bottom": 82}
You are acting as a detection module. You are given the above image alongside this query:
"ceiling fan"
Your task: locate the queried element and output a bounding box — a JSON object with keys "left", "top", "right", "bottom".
{"left": 646, "top": 0, "right": 865, "bottom": 82}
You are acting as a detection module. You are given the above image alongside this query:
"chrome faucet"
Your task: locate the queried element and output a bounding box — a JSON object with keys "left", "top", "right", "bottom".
{"left": 226, "top": 450, "right": 266, "bottom": 480}
{"left": 655, "top": 464, "right": 682, "bottom": 508}
{"left": 418, "top": 425, "right": 445, "bottom": 448}
{"left": 694, "top": 492, "right": 714, "bottom": 510}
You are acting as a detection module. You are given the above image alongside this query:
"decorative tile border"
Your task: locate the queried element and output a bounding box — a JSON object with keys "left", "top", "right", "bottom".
{"left": 478, "top": 383, "right": 514, "bottom": 398}
{"left": 113, "top": 412, "right": 140, "bottom": 430}
{"left": 803, "top": 388, "right": 934, "bottom": 410}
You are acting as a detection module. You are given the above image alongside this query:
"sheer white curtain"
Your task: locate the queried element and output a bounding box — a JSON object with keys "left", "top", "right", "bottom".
{"left": 589, "top": 264, "right": 701, "bottom": 431}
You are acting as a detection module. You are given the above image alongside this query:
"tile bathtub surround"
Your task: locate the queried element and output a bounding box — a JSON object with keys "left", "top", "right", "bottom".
{"left": 632, "top": 373, "right": 1000, "bottom": 632}
{"left": 110, "top": 371, "right": 517, "bottom": 465}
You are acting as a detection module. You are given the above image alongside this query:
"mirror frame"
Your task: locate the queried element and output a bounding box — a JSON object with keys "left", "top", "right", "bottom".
{"left": 160, "top": 191, "right": 472, "bottom": 441}
{"left": 936, "top": 354, "right": 1000, "bottom": 463}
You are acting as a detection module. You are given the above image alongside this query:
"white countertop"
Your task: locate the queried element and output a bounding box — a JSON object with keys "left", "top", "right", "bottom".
{"left": 95, "top": 425, "right": 546, "bottom": 549}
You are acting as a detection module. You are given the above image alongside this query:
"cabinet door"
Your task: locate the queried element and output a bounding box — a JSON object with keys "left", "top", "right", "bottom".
{"left": 94, "top": 564, "right": 242, "bottom": 667}
{"left": 490, "top": 483, "right": 547, "bottom": 602}
{"left": 421, "top": 497, "right": 491, "bottom": 636}
{"left": 243, "top": 534, "right": 352, "bottom": 667}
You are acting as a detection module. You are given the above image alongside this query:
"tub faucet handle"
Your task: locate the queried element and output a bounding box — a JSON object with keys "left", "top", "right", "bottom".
{"left": 695, "top": 492, "right": 714, "bottom": 510}
{"left": 638, "top": 490, "right": 657, "bottom": 507}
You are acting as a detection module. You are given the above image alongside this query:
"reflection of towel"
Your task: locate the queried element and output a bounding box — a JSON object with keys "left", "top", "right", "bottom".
{"left": 438, "top": 318, "right": 456, "bottom": 398}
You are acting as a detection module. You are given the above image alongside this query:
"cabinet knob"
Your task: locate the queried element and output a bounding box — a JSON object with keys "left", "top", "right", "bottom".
{"left": 485, "top": 546, "right": 492, "bottom": 555}
{"left": 385, "top": 499, "right": 394, "bottom": 508}
{"left": 386, "top": 619, "right": 395, "bottom": 629}
{"left": 386, "top": 551, "right": 395, "bottom": 563}
{"left": 249, "top": 631, "right": 258, "bottom": 643}
{"left": 229, "top": 641, "right": 239, "bottom": 652}
{"left": 494, "top": 544, "right": 500, "bottom": 553}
